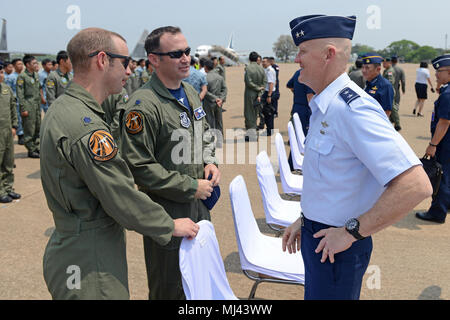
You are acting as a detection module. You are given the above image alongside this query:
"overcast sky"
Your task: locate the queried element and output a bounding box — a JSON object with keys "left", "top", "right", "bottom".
{"left": 3, "top": 0, "right": 449, "bottom": 57}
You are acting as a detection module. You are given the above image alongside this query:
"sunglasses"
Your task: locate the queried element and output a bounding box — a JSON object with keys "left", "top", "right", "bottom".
{"left": 88, "top": 51, "right": 132, "bottom": 69}
{"left": 150, "top": 47, "right": 191, "bottom": 59}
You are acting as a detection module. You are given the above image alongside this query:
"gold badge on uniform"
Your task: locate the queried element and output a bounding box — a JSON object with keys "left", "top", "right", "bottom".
{"left": 46, "top": 80, "right": 55, "bottom": 88}
{"left": 17, "top": 79, "right": 24, "bottom": 86}
{"left": 125, "top": 111, "right": 144, "bottom": 134}
{"left": 88, "top": 130, "right": 118, "bottom": 161}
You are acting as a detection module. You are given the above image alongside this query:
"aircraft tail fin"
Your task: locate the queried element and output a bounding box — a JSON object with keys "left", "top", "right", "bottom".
{"left": 131, "top": 29, "right": 149, "bottom": 60}
{"left": 0, "top": 19, "right": 7, "bottom": 51}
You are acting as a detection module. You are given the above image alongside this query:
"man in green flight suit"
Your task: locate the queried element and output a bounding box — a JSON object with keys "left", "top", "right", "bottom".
{"left": 244, "top": 51, "right": 266, "bottom": 141}
{"left": 40, "top": 27, "right": 200, "bottom": 300}
{"left": 383, "top": 57, "right": 401, "bottom": 131}
{"left": 120, "top": 26, "right": 220, "bottom": 300}
{"left": 204, "top": 58, "right": 227, "bottom": 147}
{"left": 45, "top": 50, "right": 73, "bottom": 107}
{"left": 0, "top": 64, "right": 21, "bottom": 203}
{"left": 392, "top": 55, "right": 405, "bottom": 131}
{"left": 16, "top": 55, "right": 41, "bottom": 158}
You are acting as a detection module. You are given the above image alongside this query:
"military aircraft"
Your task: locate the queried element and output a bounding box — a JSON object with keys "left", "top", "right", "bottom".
{"left": 194, "top": 34, "right": 249, "bottom": 66}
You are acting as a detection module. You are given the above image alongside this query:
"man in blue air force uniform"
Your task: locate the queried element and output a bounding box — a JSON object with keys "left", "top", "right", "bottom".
{"left": 416, "top": 54, "right": 450, "bottom": 224}
{"left": 282, "top": 14, "right": 432, "bottom": 300}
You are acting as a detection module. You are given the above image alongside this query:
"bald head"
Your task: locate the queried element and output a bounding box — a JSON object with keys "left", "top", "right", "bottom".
{"left": 308, "top": 38, "right": 351, "bottom": 67}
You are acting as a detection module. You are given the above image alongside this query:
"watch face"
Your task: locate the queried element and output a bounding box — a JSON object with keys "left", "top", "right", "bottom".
{"left": 346, "top": 219, "right": 358, "bottom": 230}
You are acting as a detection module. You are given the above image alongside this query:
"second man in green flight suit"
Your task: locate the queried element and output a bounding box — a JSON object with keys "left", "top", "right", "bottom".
{"left": 120, "top": 26, "right": 220, "bottom": 300}
{"left": 0, "top": 64, "right": 21, "bottom": 203}
{"left": 244, "top": 51, "right": 266, "bottom": 141}
{"left": 16, "top": 55, "right": 41, "bottom": 158}
{"left": 45, "top": 50, "right": 73, "bottom": 108}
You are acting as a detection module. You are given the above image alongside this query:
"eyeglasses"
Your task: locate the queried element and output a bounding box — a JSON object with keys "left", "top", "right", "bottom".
{"left": 88, "top": 51, "right": 132, "bottom": 69}
{"left": 149, "top": 47, "right": 191, "bottom": 59}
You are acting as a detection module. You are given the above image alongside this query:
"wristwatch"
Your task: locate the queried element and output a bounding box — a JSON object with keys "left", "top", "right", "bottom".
{"left": 345, "top": 218, "right": 365, "bottom": 240}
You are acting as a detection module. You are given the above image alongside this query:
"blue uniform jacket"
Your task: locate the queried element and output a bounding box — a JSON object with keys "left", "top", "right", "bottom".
{"left": 432, "top": 83, "right": 450, "bottom": 163}
{"left": 364, "top": 74, "right": 394, "bottom": 111}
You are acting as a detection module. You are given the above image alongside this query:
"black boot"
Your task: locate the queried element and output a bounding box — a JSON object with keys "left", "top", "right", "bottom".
{"left": 18, "top": 135, "right": 24, "bottom": 145}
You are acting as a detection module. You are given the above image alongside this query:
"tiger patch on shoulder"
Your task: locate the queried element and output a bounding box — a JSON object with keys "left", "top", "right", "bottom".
{"left": 88, "top": 130, "right": 118, "bottom": 161}
{"left": 125, "top": 111, "right": 144, "bottom": 134}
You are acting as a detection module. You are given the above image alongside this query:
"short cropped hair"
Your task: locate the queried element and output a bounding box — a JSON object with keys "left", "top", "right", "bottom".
{"left": 23, "top": 55, "right": 36, "bottom": 66}
{"left": 145, "top": 26, "right": 181, "bottom": 54}
{"left": 204, "top": 59, "right": 214, "bottom": 71}
{"left": 67, "top": 27, "right": 126, "bottom": 73}
{"left": 42, "top": 58, "right": 52, "bottom": 66}
{"left": 11, "top": 58, "right": 22, "bottom": 66}
{"left": 420, "top": 61, "right": 428, "bottom": 68}
{"left": 190, "top": 56, "right": 196, "bottom": 66}
{"left": 249, "top": 51, "right": 259, "bottom": 62}
{"left": 56, "top": 50, "right": 69, "bottom": 64}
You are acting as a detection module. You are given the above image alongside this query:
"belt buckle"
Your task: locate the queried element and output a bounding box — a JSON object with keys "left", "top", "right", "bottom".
{"left": 300, "top": 212, "right": 304, "bottom": 227}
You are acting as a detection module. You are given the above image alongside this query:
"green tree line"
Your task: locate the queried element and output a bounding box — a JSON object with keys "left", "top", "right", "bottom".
{"left": 272, "top": 35, "right": 448, "bottom": 63}
{"left": 352, "top": 40, "right": 448, "bottom": 63}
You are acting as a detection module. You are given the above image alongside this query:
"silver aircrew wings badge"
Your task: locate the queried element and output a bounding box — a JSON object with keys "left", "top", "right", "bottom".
{"left": 88, "top": 130, "right": 118, "bottom": 162}
{"left": 125, "top": 111, "right": 144, "bottom": 134}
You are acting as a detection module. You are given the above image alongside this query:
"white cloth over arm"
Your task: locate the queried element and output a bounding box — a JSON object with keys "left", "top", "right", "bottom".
{"left": 179, "top": 220, "right": 238, "bottom": 300}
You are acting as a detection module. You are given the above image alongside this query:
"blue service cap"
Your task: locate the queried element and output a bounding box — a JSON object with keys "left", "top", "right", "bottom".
{"left": 289, "top": 14, "right": 357, "bottom": 46}
{"left": 391, "top": 55, "right": 398, "bottom": 59}
{"left": 432, "top": 54, "right": 450, "bottom": 70}
{"left": 361, "top": 53, "right": 383, "bottom": 64}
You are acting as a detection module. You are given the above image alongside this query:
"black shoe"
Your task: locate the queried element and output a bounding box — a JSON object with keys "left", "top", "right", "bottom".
{"left": 256, "top": 124, "right": 265, "bottom": 130}
{"left": 412, "top": 109, "right": 416, "bottom": 115}
{"left": 0, "top": 195, "right": 13, "bottom": 203}
{"left": 28, "top": 151, "right": 40, "bottom": 158}
{"left": 394, "top": 125, "right": 402, "bottom": 131}
{"left": 18, "top": 135, "right": 24, "bottom": 145}
{"left": 8, "top": 192, "right": 21, "bottom": 200}
{"left": 415, "top": 211, "right": 445, "bottom": 224}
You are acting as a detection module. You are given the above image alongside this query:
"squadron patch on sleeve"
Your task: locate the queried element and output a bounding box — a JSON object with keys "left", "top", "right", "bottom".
{"left": 17, "top": 79, "right": 24, "bottom": 86}
{"left": 125, "top": 111, "right": 144, "bottom": 134}
{"left": 88, "top": 130, "right": 118, "bottom": 161}
{"left": 46, "top": 80, "right": 55, "bottom": 88}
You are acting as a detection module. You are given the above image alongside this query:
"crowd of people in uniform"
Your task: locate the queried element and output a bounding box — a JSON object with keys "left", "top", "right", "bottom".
{"left": 0, "top": 15, "right": 448, "bottom": 300}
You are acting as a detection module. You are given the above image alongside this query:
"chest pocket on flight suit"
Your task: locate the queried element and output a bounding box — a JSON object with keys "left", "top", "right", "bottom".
{"left": 307, "top": 136, "right": 335, "bottom": 179}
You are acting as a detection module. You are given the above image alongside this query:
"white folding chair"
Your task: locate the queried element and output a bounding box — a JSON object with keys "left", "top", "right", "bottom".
{"left": 229, "top": 175, "right": 305, "bottom": 299}
{"left": 288, "top": 121, "right": 304, "bottom": 171}
{"left": 275, "top": 133, "right": 303, "bottom": 195}
{"left": 179, "top": 220, "right": 238, "bottom": 300}
{"left": 292, "top": 113, "right": 305, "bottom": 154}
{"left": 256, "top": 151, "right": 301, "bottom": 232}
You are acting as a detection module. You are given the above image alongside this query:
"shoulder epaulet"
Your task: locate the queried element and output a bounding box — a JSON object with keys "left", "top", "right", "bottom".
{"left": 339, "top": 87, "right": 360, "bottom": 105}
